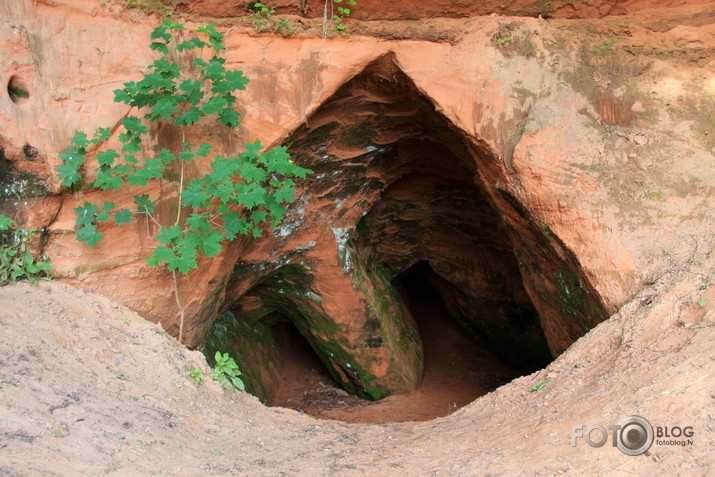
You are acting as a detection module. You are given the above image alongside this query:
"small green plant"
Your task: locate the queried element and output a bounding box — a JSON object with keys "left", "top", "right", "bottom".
{"left": 52, "top": 428, "right": 66, "bottom": 438}
{"left": 700, "top": 283, "right": 710, "bottom": 290}
{"left": 0, "top": 215, "right": 12, "bottom": 231}
{"left": 211, "top": 351, "right": 245, "bottom": 390}
{"left": 529, "top": 380, "right": 548, "bottom": 392}
{"left": 274, "top": 18, "right": 293, "bottom": 37}
{"left": 496, "top": 36, "right": 512, "bottom": 45}
{"left": 697, "top": 297, "right": 708, "bottom": 308}
{"left": 248, "top": 2, "right": 275, "bottom": 30}
{"left": 663, "top": 249, "right": 672, "bottom": 256}
{"left": 0, "top": 214, "right": 52, "bottom": 286}
{"left": 187, "top": 367, "right": 206, "bottom": 383}
{"left": 210, "top": 449, "right": 221, "bottom": 455}
{"left": 331, "top": 0, "right": 357, "bottom": 31}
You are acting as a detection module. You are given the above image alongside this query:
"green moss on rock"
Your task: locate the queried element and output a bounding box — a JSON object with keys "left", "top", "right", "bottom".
{"left": 204, "top": 311, "right": 283, "bottom": 403}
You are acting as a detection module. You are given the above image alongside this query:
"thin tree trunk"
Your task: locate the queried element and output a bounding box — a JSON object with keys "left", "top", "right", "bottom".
{"left": 172, "top": 269, "right": 185, "bottom": 345}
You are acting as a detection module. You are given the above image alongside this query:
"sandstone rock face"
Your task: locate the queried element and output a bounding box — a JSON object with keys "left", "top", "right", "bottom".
{"left": 1, "top": 0, "right": 713, "bottom": 399}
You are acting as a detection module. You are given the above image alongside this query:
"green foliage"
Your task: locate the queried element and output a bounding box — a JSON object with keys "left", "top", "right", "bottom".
{"left": 248, "top": 2, "right": 275, "bottom": 30}
{"left": 187, "top": 367, "right": 206, "bottom": 383}
{"left": 0, "top": 215, "right": 12, "bottom": 230}
{"left": 55, "top": 20, "right": 311, "bottom": 345}
{"left": 697, "top": 297, "right": 708, "bottom": 308}
{"left": 495, "top": 37, "right": 512, "bottom": 45}
{"left": 56, "top": 20, "right": 311, "bottom": 275}
{"left": 211, "top": 351, "right": 245, "bottom": 390}
{"left": 274, "top": 18, "right": 293, "bottom": 37}
{"left": 529, "top": 380, "right": 548, "bottom": 392}
{"left": 0, "top": 214, "right": 52, "bottom": 286}
{"left": 331, "top": 0, "right": 357, "bottom": 31}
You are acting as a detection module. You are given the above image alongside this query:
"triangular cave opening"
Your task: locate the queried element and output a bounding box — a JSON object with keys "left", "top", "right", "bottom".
{"left": 203, "top": 52, "right": 608, "bottom": 423}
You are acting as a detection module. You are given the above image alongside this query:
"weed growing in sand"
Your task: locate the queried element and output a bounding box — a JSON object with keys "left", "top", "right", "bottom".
{"left": 56, "top": 20, "right": 311, "bottom": 344}
{"left": 0, "top": 214, "right": 52, "bottom": 286}
{"left": 697, "top": 297, "right": 708, "bottom": 308}
{"left": 187, "top": 367, "right": 206, "bottom": 383}
{"left": 211, "top": 351, "right": 245, "bottom": 391}
{"left": 529, "top": 380, "right": 548, "bottom": 392}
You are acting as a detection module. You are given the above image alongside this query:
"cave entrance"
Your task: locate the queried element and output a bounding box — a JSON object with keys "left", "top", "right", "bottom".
{"left": 210, "top": 52, "right": 610, "bottom": 423}
{"left": 266, "top": 321, "right": 358, "bottom": 413}
{"left": 204, "top": 310, "right": 361, "bottom": 415}
{"left": 393, "top": 262, "right": 524, "bottom": 406}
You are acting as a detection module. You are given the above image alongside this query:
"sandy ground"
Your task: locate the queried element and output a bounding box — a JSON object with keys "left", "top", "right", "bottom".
{"left": 0, "top": 255, "right": 713, "bottom": 476}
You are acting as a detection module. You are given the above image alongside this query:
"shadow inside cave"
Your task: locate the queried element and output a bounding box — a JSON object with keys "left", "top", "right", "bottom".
{"left": 261, "top": 263, "right": 527, "bottom": 423}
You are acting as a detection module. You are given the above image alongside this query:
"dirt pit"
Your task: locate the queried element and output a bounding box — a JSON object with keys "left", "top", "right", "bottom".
{"left": 0, "top": 266, "right": 713, "bottom": 475}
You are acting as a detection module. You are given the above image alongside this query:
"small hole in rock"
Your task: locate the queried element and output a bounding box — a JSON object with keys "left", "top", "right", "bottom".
{"left": 7, "top": 76, "right": 30, "bottom": 104}
{"left": 22, "top": 144, "right": 38, "bottom": 161}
